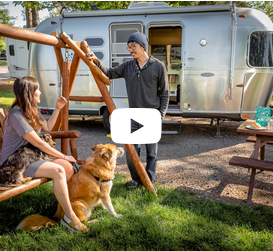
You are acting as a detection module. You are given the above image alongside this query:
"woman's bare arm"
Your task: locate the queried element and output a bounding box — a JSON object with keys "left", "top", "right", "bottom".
{"left": 42, "top": 96, "right": 67, "bottom": 132}
{"left": 23, "top": 131, "right": 76, "bottom": 163}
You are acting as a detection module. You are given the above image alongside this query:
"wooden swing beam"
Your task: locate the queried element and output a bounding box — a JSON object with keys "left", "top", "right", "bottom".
{"left": 0, "top": 24, "right": 157, "bottom": 196}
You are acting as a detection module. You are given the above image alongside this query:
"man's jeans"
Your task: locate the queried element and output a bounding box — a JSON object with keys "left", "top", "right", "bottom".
{"left": 125, "top": 120, "right": 158, "bottom": 183}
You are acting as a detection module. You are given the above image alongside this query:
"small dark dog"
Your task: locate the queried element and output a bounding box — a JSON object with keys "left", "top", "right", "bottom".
{"left": 0, "top": 133, "right": 55, "bottom": 186}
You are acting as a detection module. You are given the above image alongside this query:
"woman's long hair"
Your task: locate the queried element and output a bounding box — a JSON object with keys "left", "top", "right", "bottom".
{"left": 11, "top": 76, "right": 44, "bottom": 132}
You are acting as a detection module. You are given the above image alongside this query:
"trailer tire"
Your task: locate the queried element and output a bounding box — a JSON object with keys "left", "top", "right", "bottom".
{"left": 103, "top": 108, "right": 111, "bottom": 133}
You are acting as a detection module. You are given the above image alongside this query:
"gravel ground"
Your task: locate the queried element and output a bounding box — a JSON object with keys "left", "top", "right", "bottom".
{"left": 62, "top": 115, "right": 273, "bottom": 209}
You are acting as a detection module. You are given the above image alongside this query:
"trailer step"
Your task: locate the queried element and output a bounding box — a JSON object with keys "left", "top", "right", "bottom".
{"left": 162, "top": 120, "right": 181, "bottom": 125}
{"left": 162, "top": 120, "right": 181, "bottom": 135}
{"left": 167, "top": 104, "right": 182, "bottom": 115}
{"left": 162, "top": 130, "right": 180, "bottom": 135}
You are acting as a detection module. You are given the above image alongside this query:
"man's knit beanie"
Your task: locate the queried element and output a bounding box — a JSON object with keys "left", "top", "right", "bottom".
{"left": 127, "top": 32, "right": 148, "bottom": 51}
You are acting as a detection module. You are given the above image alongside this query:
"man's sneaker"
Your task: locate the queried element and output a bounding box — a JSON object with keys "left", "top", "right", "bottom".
{"left": 125, "top": 180, "right": 140, "bottom": 189}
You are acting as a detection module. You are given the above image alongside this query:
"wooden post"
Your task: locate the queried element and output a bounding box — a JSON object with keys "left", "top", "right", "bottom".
{"left": 51, "top": 32, "right": 64, "bottom": 77}
{"left": 69, "top": 96, "right": 104, "bottom": 102}
{"left": 70, "top": 138, "right": 78, "bottom": 160}
{"left": 247, "top": 168, "right": 257, "bottom": 201}
{"left": 69, "top": 42, "right": 81, "bottom": 94}
{"left": 0, "top": 23, "right": 66, "bottom": 48}
{"left": 79, "top": 41, "right": 116, "bottom": 112}
{"left": 54, "top": 46, "right": 64, "bottom": 77}
{"left": 51, "top": 34, "right": 64, "bottom": 132}
{"left": 60, "top": 35, "right": 157, "bottom": 195}
{"left": 51, "top": 38, "right": 81, "bottom": 132}
{"left": 61, "top": 61, "right": 70, "bottom": 154}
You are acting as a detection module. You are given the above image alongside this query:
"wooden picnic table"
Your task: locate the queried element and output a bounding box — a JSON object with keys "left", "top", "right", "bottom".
{"left": 237, "top": 120, "right": 273, "bottom": 159}
{"left": 229, "top": 119, "right": 273, "bottom": 202}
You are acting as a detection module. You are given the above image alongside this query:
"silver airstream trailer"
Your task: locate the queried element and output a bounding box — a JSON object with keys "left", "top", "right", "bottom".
{"left": 28, "top": 3, "right": 273, "bottom": 131}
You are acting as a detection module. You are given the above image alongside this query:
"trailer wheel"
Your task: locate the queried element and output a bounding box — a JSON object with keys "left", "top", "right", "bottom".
{"left": 103, "top": 108, "right": 111, "bottom": 132}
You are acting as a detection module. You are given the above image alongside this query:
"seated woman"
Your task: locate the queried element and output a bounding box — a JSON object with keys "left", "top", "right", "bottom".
{"left": 0, "top": 76, "right": 87, "bottom": 233}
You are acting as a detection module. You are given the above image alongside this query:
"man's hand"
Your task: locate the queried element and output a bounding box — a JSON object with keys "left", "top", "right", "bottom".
{"left": 86, "top": 51, "right": 98, "bottom": 64}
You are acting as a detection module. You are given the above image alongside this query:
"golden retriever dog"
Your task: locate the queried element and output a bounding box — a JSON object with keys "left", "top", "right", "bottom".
{"left": 16, "top": 143, "right": 124, "bottom": 232}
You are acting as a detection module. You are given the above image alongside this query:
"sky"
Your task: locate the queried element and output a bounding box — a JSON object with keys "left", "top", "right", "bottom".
{"left": 6, "top": 1, "right": 49, "bottom": 28}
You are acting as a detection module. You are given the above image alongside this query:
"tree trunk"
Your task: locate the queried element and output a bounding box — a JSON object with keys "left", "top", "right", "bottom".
{"left": 32, "top": 6, "right": 39, "bottom": 27}
{"left": 25, "top": 7, "right": 32, "bottom": 28}
{"left": 25, "top": 6, "right": 39, "bottom": 28}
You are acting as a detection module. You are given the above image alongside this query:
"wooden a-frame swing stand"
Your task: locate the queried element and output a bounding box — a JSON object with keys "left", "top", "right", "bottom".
{"left": 0, "top": 24, "right": 157, "bottom": 202}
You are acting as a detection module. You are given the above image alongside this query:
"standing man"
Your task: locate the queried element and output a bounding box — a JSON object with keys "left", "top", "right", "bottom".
{"left": 86, "top": 32, "right": 169, "bottom": 189}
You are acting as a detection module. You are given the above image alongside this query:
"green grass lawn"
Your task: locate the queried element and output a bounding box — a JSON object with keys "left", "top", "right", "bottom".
{"left": 0, "top": 91, "right": 15, "bottom": 109}
{"left": 0, "top": 60, "right": 7, "bottom": 66}
{"left": 0, "top": 175, "right": 273, "bottom": 250}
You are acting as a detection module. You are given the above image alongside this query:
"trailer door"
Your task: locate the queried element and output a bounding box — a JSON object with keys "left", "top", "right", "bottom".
{"left": 242, "top": 31, "right": 273, "bottom": 119}
{"left": 109, "top": 22, "right": 144, "bottom": 106}
{"left": 148, "top": 25, "right": 182, "bottom": 113}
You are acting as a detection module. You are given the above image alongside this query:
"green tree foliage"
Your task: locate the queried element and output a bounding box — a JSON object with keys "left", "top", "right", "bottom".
{"left": 166, "top": 1, "right": 191, "bottom": 7}
{"left": 0, "top": 2, "right": 15, "bottom": 51}
{"left": 0, "top": 3, "right": 15, "bottom": 25}
{"left": 13, "top": 1, "right": 191, "bottom": 15}
{"left": 11, "top": 1, "right": 273, "bottom": 19}
{"left": 14, "top": 1, "right": 131, "bottom": 15}
{"left": 247, "top": 1, "right": 273, "bottom": 21}
{"left": 10, "top": 1, "right": 273, "bottom": 25}
{"left": 189, "top": 1, "right": 273, "bottom": 21}
{"left": 50, "top": 1, "right": 192, "bottom": 12}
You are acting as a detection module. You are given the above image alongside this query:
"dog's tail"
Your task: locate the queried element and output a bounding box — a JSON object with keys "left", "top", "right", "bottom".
{"left": 16, "top": 214, "right": 58, "bottom": 232}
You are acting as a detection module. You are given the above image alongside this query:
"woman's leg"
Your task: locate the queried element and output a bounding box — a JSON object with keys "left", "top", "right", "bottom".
{"left": 50, "top": 159, "right": 74, "bottom": 181}
{"left": 33, "top": 161, "right": 84, "bottom": 230}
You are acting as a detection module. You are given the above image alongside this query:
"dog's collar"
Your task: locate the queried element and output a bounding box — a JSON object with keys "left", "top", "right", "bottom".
{"left": 88, "top": 171, "right": 112, "bottom": 183}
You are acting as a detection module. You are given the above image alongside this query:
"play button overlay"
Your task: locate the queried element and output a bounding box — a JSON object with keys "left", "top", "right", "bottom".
{"left": 131, "top": 119, "right": 143, "bottom": 133}
{"left": 111, "top": 108, "right": 161, "bottom": 144}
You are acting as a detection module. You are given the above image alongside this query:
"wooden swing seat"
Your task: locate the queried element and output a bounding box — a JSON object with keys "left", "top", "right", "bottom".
{"left": 0, "top": 108, "right": 81, "bottom": 202}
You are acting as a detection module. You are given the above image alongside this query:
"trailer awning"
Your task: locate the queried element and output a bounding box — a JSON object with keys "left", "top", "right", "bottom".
{"left": 62, "top": 4, "right": 232, "bottom": 18}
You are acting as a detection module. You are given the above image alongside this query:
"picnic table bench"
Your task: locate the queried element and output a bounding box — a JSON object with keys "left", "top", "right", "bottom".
{"left": 229, "top": 120, "right": 273, "bottom": 201}
{"left": 229, "top": 156, "right": 273, "bottom": 201}
{"left": 0, "top": 108, "right": 81, "bottom": 203}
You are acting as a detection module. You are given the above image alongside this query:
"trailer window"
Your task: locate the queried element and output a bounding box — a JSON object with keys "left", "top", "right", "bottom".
{"left": 249, "top": 31, "right": 273, "bottom": 67}
{"left": 85, "top": 37, "right": 104, "bottom": 47}
{"left": 110, "top": 23, "right": 143, "bottom": 60}
{"left": 111, "top": 27, "right": 140, "bottom": 43}
{"left": 9, "top": 45, "right": 15, "bottom": 56}
{"left": 115, "top": 29, "right": 138, "bottom": 43}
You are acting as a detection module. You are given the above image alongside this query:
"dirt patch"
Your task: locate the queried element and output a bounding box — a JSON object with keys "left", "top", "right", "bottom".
{"left": 0, "top": 80, "right": 13, "bottom": 92}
